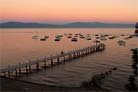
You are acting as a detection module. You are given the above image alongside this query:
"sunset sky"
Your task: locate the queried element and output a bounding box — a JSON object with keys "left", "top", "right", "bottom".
{"left": 0, "top": 0, "right": 137, "bottom": 24}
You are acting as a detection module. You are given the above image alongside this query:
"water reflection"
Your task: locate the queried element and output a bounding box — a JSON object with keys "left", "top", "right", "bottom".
{"left": 0, "top": 28, "right": 138, "bottom": 91}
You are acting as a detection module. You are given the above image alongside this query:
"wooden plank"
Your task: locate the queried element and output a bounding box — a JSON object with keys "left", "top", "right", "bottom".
{"left": 0, "top": 44, "right": 105, "bottom": 74}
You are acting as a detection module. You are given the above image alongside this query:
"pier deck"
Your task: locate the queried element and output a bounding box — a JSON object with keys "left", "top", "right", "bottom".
{"left": 0, "top": 43, "right": 106, "bottom": 78}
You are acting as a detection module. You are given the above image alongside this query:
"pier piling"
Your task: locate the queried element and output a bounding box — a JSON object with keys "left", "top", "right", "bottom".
{"left": 0, "top": 43, "right": 106, "bottom": 78}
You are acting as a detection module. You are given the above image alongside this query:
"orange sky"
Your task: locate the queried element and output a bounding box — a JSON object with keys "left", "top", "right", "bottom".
{"left": 0, "top": 0, "right": 137, "bottom": 24}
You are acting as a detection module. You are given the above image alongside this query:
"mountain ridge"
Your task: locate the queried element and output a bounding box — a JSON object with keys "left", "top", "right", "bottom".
{"left": 0, "top": 21, "right": 135, "bottom": 28}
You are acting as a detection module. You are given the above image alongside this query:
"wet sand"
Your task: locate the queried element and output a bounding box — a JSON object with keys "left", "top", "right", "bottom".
{"left": 0, "top": 76, "right": 109, "bottom": 92}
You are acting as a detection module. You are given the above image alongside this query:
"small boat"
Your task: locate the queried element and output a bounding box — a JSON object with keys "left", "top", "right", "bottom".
{"left": 67, "top": 36, "right": 72, "bottom": 38}
{"left": 64, "top": 33, "right": 68, "bottom": 36}
{"left": 68, "top": 33, "right": 72, "bottom": 36}
{"left": 86, "top": 34, "right": 90, "bottom": 36}
{"left": 101, "top": 37, "right": 107, "bottom": 41}
{"left": 40, "top": 36, "right": 49, "bottom": 41}
{"left": 80, "top": 36, "right": 85, "bottom": 38}
{"left": 128, "top": 36, "right": 133, "bottom": 38}
{"left": 71, "top": 38, "right": 78, "bottom": 42}
{"left": 32, "top": 31, "right": 39, "bottom": 39}
{"left": 32, "top": 35, "right": 39, "bottom": 39}
{"left": 75, "top": 34, "right": 79, "bottom": 35}
{"left": 93, "top": 40, "right": 100, "bottom": 43}
{"left": 78, "top": 33, "right": 82, "bottom": 36}
{"left": 44, "top": 36, "right": 49, "bottom": 39}
{"left": 54, "top": 38, "right": 61, "bottom": 41}
{"left": 131, "top": 48, "right": 138, "bottom": 51}
{"left": 96, "top": 37, "right": 100, "bottom": 39}
{"left": 108, "top": 36, "right": 115, "bottom": 39}
{"left": 129, "top": 34, "right": 138, "bottom": 38}
{"left": 59, "top": 35, "right": 63, "bottom": 37}
{"left": 114, "top": 35, "right": 119, "bottom": 38}
{"left": 121, "top": 34, "right": 125, "bottom": 36}
{"left": 117, "top": 40, "right": 126, "bottom": 46}
{"left": 55, "top": 35, "right": 63, "bottom": 38}
{"left": 40, "top": 37, "right": 46, "bottom": 41}
{"left": 124, "top": 37, "right": 129, "bottom": 40}
{"left": 95, "top": 34, "right": 99, "bottom": 36}
{"left": 103, "top": 34, "right": 109, "bottom": 37}
{"left": 86, "top": 37, "right": 91, "bottom": 40}
{"left": 74, "top": 35, "right": 78, "bottom": 37}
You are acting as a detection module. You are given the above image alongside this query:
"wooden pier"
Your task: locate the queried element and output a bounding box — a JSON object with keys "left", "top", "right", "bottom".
{"left": 0, "top": 43, "right": 105, "bottom": 78}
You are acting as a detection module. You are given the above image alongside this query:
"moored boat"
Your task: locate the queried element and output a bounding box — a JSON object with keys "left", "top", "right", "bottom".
{"left": 80, "top": 36, "right": 85, "bottom": 38}
{"left": 93, "top": 40, "right": 100, "bottom": 43}
{"left": 67, "top": 36, "right": 72, "bottom": 38}
{"left": 108, "top": 36, "right": 115, "bottom": 39}
{"left": 40, "top": 37, "right": 46, "bottom": 41}
{"left": 96, "top": 37, "right": 100, "bottom": 39}
{"left": 100, "top": 37, "right": 107, "bottom": 41}
{"left": 86, "top": 37, "right": 91, "bottom": 40}
{"left": 71, "top": 38, "right": 78, "bottom": 42}
{"left": 44, "top": 36, "right": 49, "bottom": 39}
{"left": 40, "top": 36, "right": 49, "bottom": 41}
{"left": 54, "top": 38, "right": 61, "bottom": 41}
{"left": 32, "top": 35, "right": 39, "bottom": 39}
{"left": 117, "top": 40, "right": 126, "bottom": 46}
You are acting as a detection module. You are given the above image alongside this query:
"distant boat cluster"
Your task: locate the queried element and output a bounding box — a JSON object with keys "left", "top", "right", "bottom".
{"left": 31, "top": 23, "right": 138, "bottom": 46}
{"left": 32, "top": 31, "right": 137, "bottom": 47}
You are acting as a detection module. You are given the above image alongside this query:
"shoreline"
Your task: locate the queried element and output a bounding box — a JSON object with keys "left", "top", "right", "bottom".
{"left": 0, "top": 76, "right": 109, "bottom": 92}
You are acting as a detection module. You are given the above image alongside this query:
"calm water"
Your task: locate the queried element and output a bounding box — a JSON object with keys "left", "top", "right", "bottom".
{"left": 0, "top": 28, "right": 138, "bottom": 91}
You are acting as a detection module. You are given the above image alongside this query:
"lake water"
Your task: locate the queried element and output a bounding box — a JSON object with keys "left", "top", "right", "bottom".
{"left": 0, "top": 28, "right": 137, "bottom": 91}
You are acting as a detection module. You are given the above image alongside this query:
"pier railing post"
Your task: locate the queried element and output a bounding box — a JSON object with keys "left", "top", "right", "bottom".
{"left": 36, "top": 63, "right": 39, "bottom": 71}
{"left": 57, "top": 56, "right": 60, "bottom": 64}
{"left": 43, "top": 60, "right": 47, "bottom": 68}
{"left": 29, "top": 65, "right": 31, "bottom": 72}
{"left": 8, "top": 71, "right": 10, "bottom": 77}
{"left": 19, "top": 67, "right": 21, "bottom": 75}
{"left": 0, "top": 44, "right": 106, "bottom": 78}
{"left": 63, "top": 55, "right": 66, "bottom": 62}
{"left": 26, "top": 66, "right": 29, "bottom": 74}
{"left": 51, "top": 58, "right": 53, "bottom": 66}
{"left": 15, "top": 69, "right": 18, "bottom": 77}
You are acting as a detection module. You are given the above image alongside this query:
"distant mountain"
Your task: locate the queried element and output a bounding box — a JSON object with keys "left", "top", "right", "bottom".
{"left": 62, "top": 22, "right": 135, "bottom": 28}
{"left": 0, "top": 22, "right": 58, "bottom": 28}
{"left": 0, "top": 21, "right": 135, "bottom": 28}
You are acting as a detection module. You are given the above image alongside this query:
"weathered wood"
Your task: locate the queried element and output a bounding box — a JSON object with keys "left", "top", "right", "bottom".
{"left": 15, "top": 69, "right": 18, "bottom": 77}
{"left": 0, "top": 43, "right": 106, "bottom": 77}
{"left": 57, "top": 57, "right": 60, "bottom": 64}
{"left": 51, "top": 58, "right": 53, "bottom": 66}
{"left": 19, "top": 68, "right": 21, "bottom": 74}
{"left": 29, "top": 65, "right": 31, "bottom": 72}
{"left": 63, "top": 56, "right": 66, "bottom": 62}
{"left": 36, "top": 63, "right": 39, "bottom": 70}
{"left": 43, "top": 61, "right": 47, "bottom": 68}
{"left": 26, "top": 66, "right": 28, "bottom": 73}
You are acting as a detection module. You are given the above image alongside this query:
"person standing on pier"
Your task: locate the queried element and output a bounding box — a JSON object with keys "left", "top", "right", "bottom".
{"left": 61, "top": 51, "right": 64, "bottom": 55}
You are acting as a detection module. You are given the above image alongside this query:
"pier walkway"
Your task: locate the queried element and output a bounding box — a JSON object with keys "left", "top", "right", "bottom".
{"left": 0, "top": 43, "right": 105, "bottom": 78}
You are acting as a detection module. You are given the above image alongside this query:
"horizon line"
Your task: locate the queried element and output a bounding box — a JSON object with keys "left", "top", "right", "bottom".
{"left": 0, "top": 21, "right": 136, "bottom": 25}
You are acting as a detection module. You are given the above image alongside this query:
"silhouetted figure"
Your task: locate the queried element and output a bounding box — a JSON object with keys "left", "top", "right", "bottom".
{"left": 60, "top": 51, "right": 64, "bottom": 56}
